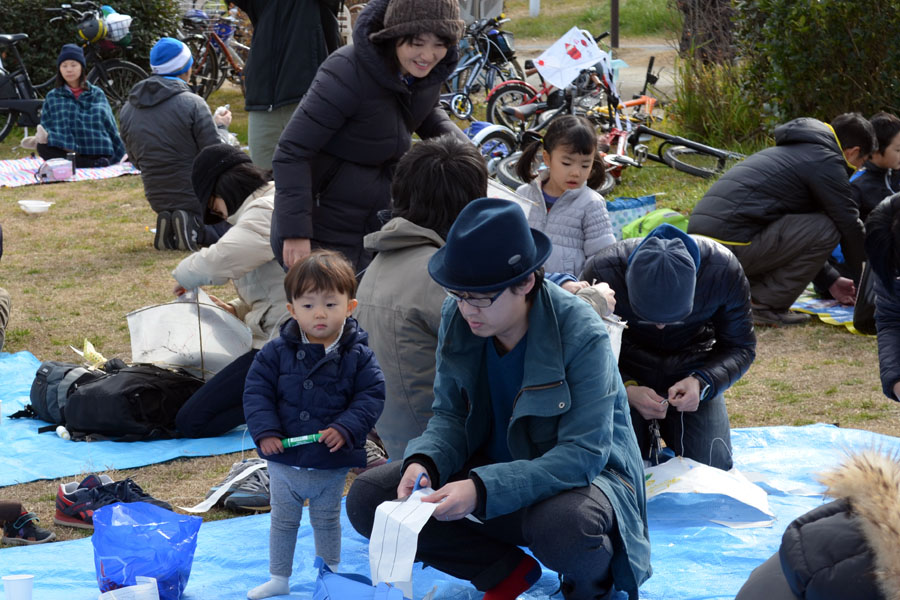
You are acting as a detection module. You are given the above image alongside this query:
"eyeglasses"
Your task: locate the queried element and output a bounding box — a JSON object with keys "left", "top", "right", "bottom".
{"left": 444, "top": 287, "right": 506, "bottom": 308}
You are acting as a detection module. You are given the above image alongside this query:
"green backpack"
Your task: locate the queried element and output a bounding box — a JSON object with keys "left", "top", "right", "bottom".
{"left": 621, "top": 208, "right": 689, "bottom": 239}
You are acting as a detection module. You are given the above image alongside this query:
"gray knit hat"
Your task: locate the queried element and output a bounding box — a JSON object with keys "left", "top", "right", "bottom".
{"left": 369, "top": 0, "right": 464, "bottom": 44}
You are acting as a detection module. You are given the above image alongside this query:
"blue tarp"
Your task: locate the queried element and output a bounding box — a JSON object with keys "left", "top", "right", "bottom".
{"left": 0, "top": 351, "right": 250, "bottom": 487}
{"left": 2, "top": 425, "right": 897, "bottom": 599}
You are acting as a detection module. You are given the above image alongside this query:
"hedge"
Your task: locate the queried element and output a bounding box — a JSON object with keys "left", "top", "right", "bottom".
{"left": 0, "top": 0, "right": 181, "bottom": 86}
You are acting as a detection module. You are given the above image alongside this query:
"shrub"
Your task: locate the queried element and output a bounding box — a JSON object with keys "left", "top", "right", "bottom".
{"left": 667, "top": 56, "right": 770, "bottom": 149}
{"left": 0, "top": 0, "right": 180, "bottom": 86}
{"left": 734, "top": 0, "right": 900, "bottom": 121}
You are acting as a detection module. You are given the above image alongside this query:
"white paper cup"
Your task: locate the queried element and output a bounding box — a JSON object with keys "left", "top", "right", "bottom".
{"left": 2, "top": 574, "right": 34, "bottom": 600}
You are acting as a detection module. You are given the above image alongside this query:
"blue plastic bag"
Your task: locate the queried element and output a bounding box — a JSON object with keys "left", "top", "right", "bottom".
{"left": 313, "top": 557, "right": 407, "bottom": 600}
{"left": 92, "top": 502, "right": 202, "bottom": 600}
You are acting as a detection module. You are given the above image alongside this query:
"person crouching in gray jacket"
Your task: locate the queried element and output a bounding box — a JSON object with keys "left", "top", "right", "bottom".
{"left": 120, "top": 37, "right": 233, "bottom": 252}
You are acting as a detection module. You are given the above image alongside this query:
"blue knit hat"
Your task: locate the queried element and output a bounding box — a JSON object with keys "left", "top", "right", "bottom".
{"left": 428, "top": 197, "right": 552, "bottom": 292}
{"left": 57, "top": 44, "right": 86, "bottom": 70}
{"left": 150, "top": 37, "right": 193, "bottom": 76}
{"left": 625, "top": 223, "right": 701, "bottom": 323}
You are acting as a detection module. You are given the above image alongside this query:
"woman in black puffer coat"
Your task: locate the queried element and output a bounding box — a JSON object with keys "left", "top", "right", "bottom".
{"left": 735, "top": 450, "right": 900, "bottom": 600}
{"left": 271, "top": 0, "right": 468, "bottom": 273}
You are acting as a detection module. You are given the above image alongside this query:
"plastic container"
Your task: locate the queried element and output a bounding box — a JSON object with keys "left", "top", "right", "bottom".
{"left": 2, "top": 574, "right": 34, "bottom": 600}
{"left": 17, "top": 200, "right": 53, "bottom": 215}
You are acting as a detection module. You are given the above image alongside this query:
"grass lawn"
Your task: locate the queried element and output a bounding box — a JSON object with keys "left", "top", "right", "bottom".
{"left": 0, "top": 78, "right": 897, "bottom": 546}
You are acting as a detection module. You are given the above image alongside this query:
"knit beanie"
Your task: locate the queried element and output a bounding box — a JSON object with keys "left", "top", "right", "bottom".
{"left": 150, "top": 37, "right": 193, "bottom": 76}
{"left": 369, "top": 0, "right": 464, "bottom": 44}
{"left": 625, "top": 223, "right": 700, "bottom": 323}
{"left": 57, "top": 44, "right": 86, "bottom": 70}
{"left": 192, "top": 144, "right": 253, "bottom": 224}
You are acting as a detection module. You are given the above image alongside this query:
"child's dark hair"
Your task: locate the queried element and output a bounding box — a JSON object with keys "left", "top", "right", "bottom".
{"left": 870, "top": 112, "right": 900, "bottom": 156}
{"left": 213, "top": 162, "right": 272, "bottom": 216}
{"left": 390, "top": 134, "right": 488, "bottom": 239}
{"left": 284, "top": 250, "right": 358, "bottom": 302}
{"left": 832, "top": 112, "right": 877, "bottom": 157}
{"left": 515, "top": 115, "right": 601, "bottom": 183}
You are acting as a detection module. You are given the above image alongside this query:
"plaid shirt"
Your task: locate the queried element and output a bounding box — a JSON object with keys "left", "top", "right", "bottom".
{"left": 41, "top": 83, "right": 126, "bottom": 161}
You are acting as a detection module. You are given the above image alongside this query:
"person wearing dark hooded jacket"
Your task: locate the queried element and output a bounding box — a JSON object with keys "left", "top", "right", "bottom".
{"left": 582, "top": 224, "right": 756, "bottom": 470}
{"left": 687, "top": 114, "right": 875, "bottom": 326}
{"left": 231, "top": 0, "right": 342, "bottom": 170}
{"left": 119, "top": 38, "right": 233, "bottom": 252}
{"left": 271, "top": 0, "right": 468, "bottom": 273}
{"left": 735, "top": 450, "right": 900, "bottom": 600}
{"left": 862, "top": 194, "right": 900, "bottom": 401}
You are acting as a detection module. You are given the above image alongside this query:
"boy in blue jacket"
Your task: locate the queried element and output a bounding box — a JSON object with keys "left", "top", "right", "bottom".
{"left": 243, "top": 249, "right": 385, "bottom": 599}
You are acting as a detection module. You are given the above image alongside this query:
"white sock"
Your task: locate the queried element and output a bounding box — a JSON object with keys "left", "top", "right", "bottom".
{"left": 326, "top": 562, "right": 339, "bottom": 573}
{"left": 247, "top": 575, "right": 289, "bottom": 599}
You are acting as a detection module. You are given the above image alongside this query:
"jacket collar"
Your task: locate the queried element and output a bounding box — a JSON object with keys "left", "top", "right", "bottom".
{"left": 363, "top": 217, "right": 445, "bottom": 253}
{"left": 530, "top": 170, "right": 587, "bottom": 205}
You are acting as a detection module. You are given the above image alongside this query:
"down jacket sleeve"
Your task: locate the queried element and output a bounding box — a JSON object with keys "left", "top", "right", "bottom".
{"left": 272, "top": 52, "right": 359, "bottom": 241}
{"left": 807, "top": 160, "right": 865, "bottom": 281}
{"left": 243, "top": 344, "right": 285, "bottom": 444}
{"left": 874, "top": 277, "right": 900, "bottom": 400}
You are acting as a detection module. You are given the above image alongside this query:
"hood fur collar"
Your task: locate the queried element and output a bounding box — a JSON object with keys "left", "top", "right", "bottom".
{"left": 819, "top": 451, "right": 900, "bottom": 600}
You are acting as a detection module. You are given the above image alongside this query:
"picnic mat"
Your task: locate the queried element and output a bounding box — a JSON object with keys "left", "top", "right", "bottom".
{"left": 790, "top": 286, "right": 861, "bottom": 333}
{"left": 0, "top": 351, "right": 250, "bottom": 488}
{"left": 1, "top": 424, "right": 897, "bottom": 599}
{"left": 0, "top": 156, "right": 139, "bottom": 188}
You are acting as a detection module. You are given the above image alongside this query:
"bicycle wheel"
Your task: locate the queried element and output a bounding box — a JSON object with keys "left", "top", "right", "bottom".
{"left": 0, "top": 69, "right": 17, "bottom": 143}
{"left": 475, "top": 129, "right": 517, "bottom": 176}
{"left": 183, "top": 36, "right": 219, "bottom": 99}
{"left": 596, "top": 171, "right": 616, "bottom": 197}
{"left": 485, "top": 82, "right": 540, "bottom": 130}
{"left": 495, "top": 151, "right": 528, "bottom": 189}
{"left": 663, "top": 145, "right": 742, "bottom": 178}
{"left": 88, "top": 60, "right": 148, "bottom": 115}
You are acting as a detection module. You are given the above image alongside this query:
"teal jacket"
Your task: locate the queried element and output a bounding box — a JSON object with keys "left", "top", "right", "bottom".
{"left": 404, "top": 281, "right": 651, "bottom": 597}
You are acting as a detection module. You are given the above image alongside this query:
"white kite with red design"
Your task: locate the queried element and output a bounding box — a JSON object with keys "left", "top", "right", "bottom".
{"left": 533, "top": 26, "right": 609, "bottom": 90}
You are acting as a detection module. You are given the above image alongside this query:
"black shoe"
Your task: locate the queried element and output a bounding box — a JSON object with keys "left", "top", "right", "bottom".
{"left": 109, "top": 478, "right": 173, "bottom": 511}
{"left": 751, "top": 305, "right": 811, "bottom": 327}
{"left": 171, "top": 209, "right": 200, "bottom": 252}
{"left": 2, "top": 512, "right": 56, "bottom": 545}
{"left": 154, "top": 211, "right": 173, "bottom": 251}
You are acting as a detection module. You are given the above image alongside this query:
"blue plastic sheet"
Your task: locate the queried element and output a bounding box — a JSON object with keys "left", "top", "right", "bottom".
{"left": 0, "top": 351, "right": 251, "bottom": 487}
{"left": 1, "top": 425, "right": 898, "bottom": 599}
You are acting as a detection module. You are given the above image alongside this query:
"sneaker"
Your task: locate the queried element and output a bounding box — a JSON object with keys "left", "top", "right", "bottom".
{"left": 171, "top": 209, "right": 201, "bottom": 252}
{"left": 2, "top": 512, "right": 56, "bottom": 546}
{"left": 219, "top": 460, "right": 270, "bottom": 512}
{"left": 108, "top": 478, "right": 173, "bottom": 511}
{"left": 351, "top": 438, "right": 389, "bottom": 475}
{"left": 751, "top": 306, "right": 811, "bottom": 327}
{"left": 54, "top": 473, "right": 116, "bottom": 529}
{"left": 154, "top": 211, "right": 173, "bottom": 251}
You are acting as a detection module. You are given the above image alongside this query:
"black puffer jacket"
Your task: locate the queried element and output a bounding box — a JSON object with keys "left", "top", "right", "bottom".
{"left": 864, "top": 195, "right": 900, "bottom": 399}
{"left": 688, "top": 118, "right": 865, "bottom": 282}
{"left": 736, "top": 451, "right": 900, "bottom": 600}
{"left": 271, "top": 0, "right": 464, "bottom": 271}
{"left": 233, "top": 0, "right": 341, "bottom": 111}
{"left": 851, "top": 160, "right": 900, "bottom": 222}
{"left": 581, "top": 232, "right": 756, "bottom": 399}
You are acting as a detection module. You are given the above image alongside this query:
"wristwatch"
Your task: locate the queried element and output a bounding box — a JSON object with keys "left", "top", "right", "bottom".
{"left": 690, "top": 372, "right": 711, "bottom": 401}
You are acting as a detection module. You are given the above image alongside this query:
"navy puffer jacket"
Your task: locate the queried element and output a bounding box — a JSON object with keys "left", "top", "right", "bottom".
{"left": 271, "top": 0, "right": 464, "bottom": 271}
{"left": 865, "top": 195, "right": 900, "bottom": 399}
{"left": 687, "top": 118, "right": 864, "bottom": 281}
{"left": 582, "top": 230, "right": 756, "bottom": 399}
{"left": 243, "top": 317, "right": 385, "bottom": 469}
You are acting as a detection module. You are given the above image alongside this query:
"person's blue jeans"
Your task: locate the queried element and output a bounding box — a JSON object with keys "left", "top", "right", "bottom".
{"left": 175, "top": 349, "right": 257, "bottom": 438}
{"left": 630, "top": 392, "right": 733, "bottom": 470}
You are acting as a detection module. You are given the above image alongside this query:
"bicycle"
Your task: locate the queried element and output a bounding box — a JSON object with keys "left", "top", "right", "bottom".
{"left": 180, "top": 9, "right": 248, "bottom": 98}
{"left": 627, "top": 124, "right": 745, "bottom": 178}
{"left": 0, "top": 3, "right": 147, "bottom": 143}
{"left": 440, "top": 15, "right": 524, "bottom": 120}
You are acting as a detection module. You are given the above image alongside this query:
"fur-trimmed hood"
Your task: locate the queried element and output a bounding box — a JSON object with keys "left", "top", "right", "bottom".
{"left": 818, "top": 451, "right": 900, "bottom": 600}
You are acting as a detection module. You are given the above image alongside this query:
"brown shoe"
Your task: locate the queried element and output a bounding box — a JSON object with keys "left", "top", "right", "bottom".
{"left": 752, "top": 307, "right": 811, "bottom": 327}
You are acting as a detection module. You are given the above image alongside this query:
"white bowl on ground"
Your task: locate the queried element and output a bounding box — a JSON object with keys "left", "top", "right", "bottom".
{"left": 18, "top": 200, "right": 54, "bottom": 215}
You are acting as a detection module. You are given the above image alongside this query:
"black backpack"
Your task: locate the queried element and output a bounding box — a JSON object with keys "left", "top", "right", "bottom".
{"left": 21, "top": 361, "right": 105, "bottom": 428}
{"left": 13, "top": 361, "right": 204, "bottom": 441}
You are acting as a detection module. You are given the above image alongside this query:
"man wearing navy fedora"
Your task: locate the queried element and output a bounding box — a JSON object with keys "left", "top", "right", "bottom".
{"left": 582, "top": 223, "right": 757, "bottom": 471}
{"left": 347, "top": 198, "right": 651, "bottom": 600}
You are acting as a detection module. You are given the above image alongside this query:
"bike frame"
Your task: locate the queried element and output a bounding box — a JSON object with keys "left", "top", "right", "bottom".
{"left": 0, "top": 39, "right": 43, "bottom": 127}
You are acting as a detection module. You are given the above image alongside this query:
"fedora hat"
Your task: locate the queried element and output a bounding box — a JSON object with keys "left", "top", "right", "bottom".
{"left": 428, "top": 197, "right": 552, "bottom": 292}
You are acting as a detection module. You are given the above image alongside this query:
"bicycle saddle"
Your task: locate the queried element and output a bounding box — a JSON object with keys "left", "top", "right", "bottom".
{"left": 500, "top": 102, "right": 546, "bottom": 120}
{"left": 0, "top": 33, "right": 29, "bottom": 46}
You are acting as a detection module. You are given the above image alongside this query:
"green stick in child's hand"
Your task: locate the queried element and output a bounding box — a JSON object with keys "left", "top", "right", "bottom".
{"left": 282, "top": 433, "right": 322, "bottom": 448}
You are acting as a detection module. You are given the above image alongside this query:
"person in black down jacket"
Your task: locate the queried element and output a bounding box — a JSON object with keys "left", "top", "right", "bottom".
{"left": 232, "top": 0, "right": 342, "bottom": 170}
{"left": 863, "top": 194, "right": 900, "bottom": 401}
{"left": 271, "top": 0, "right": 468, "bottom": 273}
{"left": 582, "top": 224, "right": 756, "bottom": 470}
{"left": 735, "top": 450, "right": 900, "bottom": 600}
{"left": 687, "top": 114, "right": 876, "bottom": 326}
